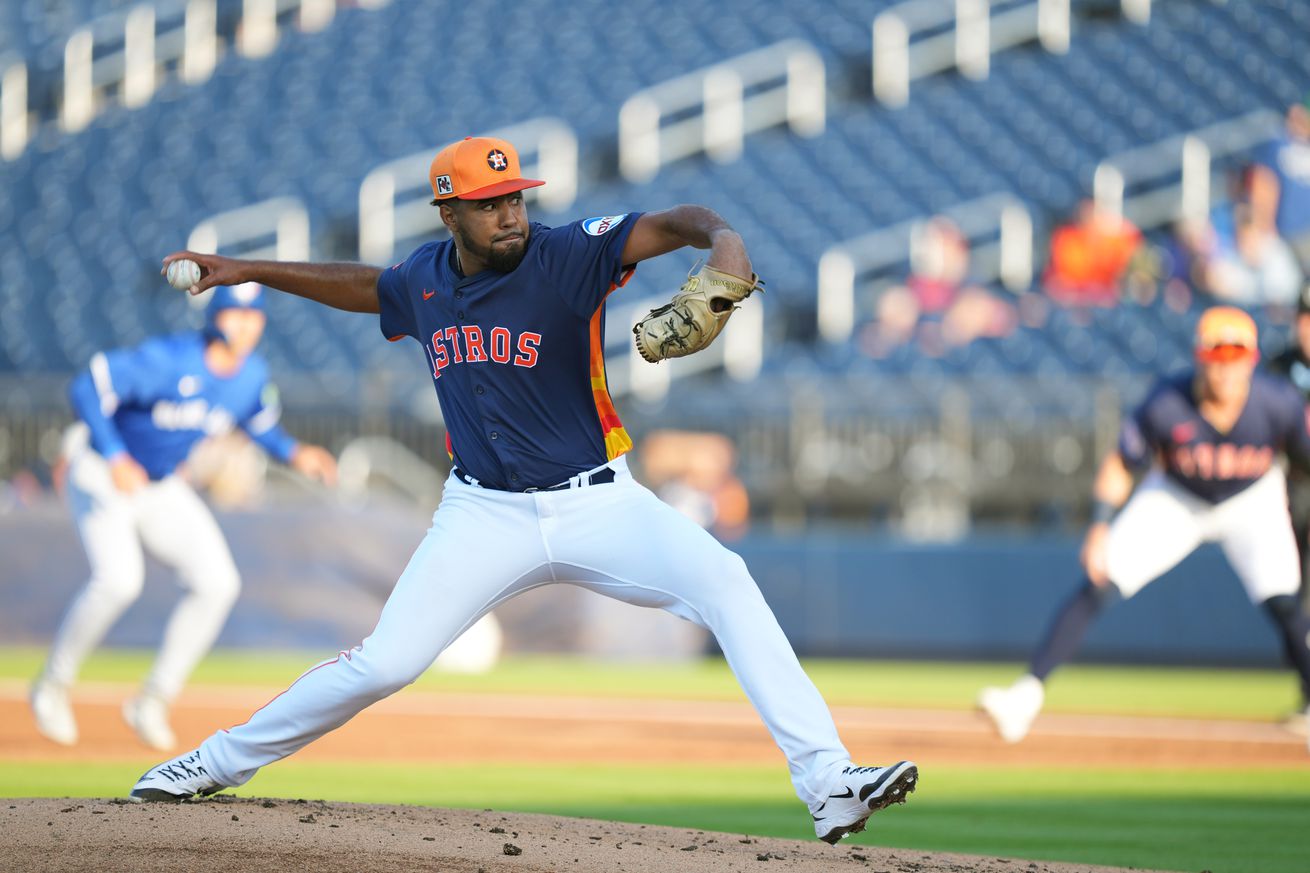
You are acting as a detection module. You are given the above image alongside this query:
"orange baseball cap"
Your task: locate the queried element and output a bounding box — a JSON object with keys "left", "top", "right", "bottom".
{"left": 1195, "top": 306, "right": 1258, "bottom": 362}
{"left": 428, "top": 136, "right": 545, "bottom": 203}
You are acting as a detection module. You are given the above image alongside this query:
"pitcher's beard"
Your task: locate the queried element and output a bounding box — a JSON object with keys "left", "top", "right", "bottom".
{"left": 457, "top": 229, "right": 529, "bottom": 272}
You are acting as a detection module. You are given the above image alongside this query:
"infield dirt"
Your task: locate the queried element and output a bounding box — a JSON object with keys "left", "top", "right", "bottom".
{"left": 4, "top": 796, "right": 1176, "bottom": 873}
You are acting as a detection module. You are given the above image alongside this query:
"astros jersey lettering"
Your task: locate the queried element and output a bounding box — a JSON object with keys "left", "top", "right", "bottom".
{"left": 377, "top": 215, "right": 642, "bottom": 490}
{"left": 67, "top": 332, "right": 296, "bottom": 479}
{"left": 1118, "top": 370, "right": 1310, "bottom": 503}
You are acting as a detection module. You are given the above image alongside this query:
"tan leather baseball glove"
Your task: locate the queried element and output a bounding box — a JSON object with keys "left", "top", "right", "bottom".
{"left": 632, "top": 262, "right": 763, "bottom": 363}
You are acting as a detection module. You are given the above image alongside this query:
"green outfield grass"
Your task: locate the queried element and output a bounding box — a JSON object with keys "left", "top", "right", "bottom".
{"left": 1, "top": 646, "right": 1304, "bottom": 719}
{"left": 3, "top": 648, "right": 1308, "bottom": 872}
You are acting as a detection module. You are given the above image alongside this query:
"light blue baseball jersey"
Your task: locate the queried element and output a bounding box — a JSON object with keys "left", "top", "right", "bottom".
{"left": 67, "top": 332, "right": 297, "bottom": 480}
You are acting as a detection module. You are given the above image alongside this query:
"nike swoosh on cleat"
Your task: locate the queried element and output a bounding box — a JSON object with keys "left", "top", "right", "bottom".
{"left": 828, "top": 787, "right": 855, "bottom": 799}
{"left": 859, "top": 762, "right": 913, "bottom": 803}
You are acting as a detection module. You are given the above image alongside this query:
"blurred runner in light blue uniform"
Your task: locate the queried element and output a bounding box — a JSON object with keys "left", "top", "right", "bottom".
{"left": 31, "top": 283, "right": 337, "bottom": 750}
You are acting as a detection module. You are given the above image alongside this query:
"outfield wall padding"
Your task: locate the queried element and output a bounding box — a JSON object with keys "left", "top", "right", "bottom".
{"left": 0, "top": 500, "right": 1291, "bottom": 667}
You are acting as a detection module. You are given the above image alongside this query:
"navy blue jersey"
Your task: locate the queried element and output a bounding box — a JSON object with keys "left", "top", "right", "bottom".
{"left": 377, "top": 214, "right": 642, "bottom": 490}
{"left": 67, "top": 332, "right": 298, "bottom": 480}
{"left": 1118, "top": 370, "right": 1310, "bottom": 503}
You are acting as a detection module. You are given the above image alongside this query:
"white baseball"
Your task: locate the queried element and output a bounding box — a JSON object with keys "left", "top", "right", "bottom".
{"left": 166, "top": 258, "right": 202, "bottom": 291}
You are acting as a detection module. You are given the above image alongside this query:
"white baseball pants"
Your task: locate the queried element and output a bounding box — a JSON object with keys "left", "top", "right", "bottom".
{"left": 200, "top": 456, "right": 850, "bottom": 806}
{"left": 42, "top": 438, "right": 241, "bottom": 701}
{"left": 1106, "top": 466, "right": 1301, "bottom": 603}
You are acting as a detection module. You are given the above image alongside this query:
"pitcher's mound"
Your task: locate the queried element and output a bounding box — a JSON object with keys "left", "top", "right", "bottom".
{"left": 4, "top": 797, "right": 1165, "bottom": 872}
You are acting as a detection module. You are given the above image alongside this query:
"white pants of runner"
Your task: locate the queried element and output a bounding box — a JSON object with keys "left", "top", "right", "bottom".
{"left": 42, "top": 436, "right": 241, "bottom": 701}
{"left": 1106, "top": 466, "right": 1301, "bottom": 602}
{"left": 200, "top": 456, "right": 850, "bottom": 806}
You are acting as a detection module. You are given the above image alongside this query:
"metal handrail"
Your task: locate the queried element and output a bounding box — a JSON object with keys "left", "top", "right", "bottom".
{"left": 6, "top": 0, "right": 390, "bottom": 155}
{"left": 873, "top": 0, "right": 1059, "bottom": 107}
{"left": 188, "top": 195, "right": 311, "bottom": 260}
{"left": 817, "top": 193, "right": 1032, "bottom": 342}
{"left": 871, "top": 0, "right": 1152, "bottom": 107}
{"left": 618, "top": 39, "right": 824, "bottom": 183}
{"left": 1093, "top": 109, "right": 1284, "bottom": 228}
{"left": 0, "top": 59, "right": 26, "bottom": 160}
{"left": 336, "top": 434, "right": 444, "bottom": 507}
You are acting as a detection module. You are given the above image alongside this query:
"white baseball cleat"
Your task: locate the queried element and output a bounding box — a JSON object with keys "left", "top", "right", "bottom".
{"left": 122, "top": 694, "right": 177, "bottom": 751}
{"left": 811, "top": 761, "right": 918, "bottom": 844}
{"left": 978, "top": 674, "right": 1045, "bottom": 743}
{"left": 1278, "top": 704, "right": 1309, "bottom": 738}
{"left": 30, "top": 679, "right": 78, "bottom": 746}
{"left": 129, "top": 749, "right": 223, "bottom": 802}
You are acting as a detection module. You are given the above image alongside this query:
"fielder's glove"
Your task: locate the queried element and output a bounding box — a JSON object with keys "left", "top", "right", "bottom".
{"left": 632, "top": 262, "right": 763, "bottom": 363}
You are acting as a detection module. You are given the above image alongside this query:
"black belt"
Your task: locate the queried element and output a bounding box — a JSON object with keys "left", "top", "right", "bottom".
{"left": 453, "top": 466, "right": 616, "bottom": 493}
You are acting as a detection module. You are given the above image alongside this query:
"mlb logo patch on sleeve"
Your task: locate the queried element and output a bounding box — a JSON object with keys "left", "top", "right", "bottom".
{"left": 582, "top": 215, "right": 628, "bottom": 236}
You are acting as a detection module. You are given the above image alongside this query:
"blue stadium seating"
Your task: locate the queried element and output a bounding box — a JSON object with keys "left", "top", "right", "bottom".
{"left": 1, "top": 0, "right": 1308, "bottom": 411}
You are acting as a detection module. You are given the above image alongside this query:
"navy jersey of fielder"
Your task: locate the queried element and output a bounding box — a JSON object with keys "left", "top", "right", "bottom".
{"left": 1118, "top": 370, "right": 1310, "bottom": 503}
{"left": 377, "top": 213, "right": 643, "bottom": 490}
{"left": 67, "top": 332, "right": 298, "bottom": 480}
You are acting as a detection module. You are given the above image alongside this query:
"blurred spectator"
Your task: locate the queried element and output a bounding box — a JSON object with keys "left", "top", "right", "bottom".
{"left": 1204, "top": 203, "right": 1303, "bottom": 307}
{"left": 1251, "top": 99, "right": 1310, "bottom": 271}
{"left": 1169, "top": 165, "right": 1302, "bottom": 311}
{"left": 640, "top": 430, "right": 750, "bottom": 541}
{"left": 864, "top": 217, "right": 1015, "bottom": 357}
{"left": 1043, "top": 199, "right": 1145, "bottom": 306}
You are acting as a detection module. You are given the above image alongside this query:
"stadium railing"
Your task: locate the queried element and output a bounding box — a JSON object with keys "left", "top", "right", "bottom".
{"left": 61, "top": 0, "right": 227, "bottom": 134}
{"left": 1, "top": 57, "right": 27, "bottom": 159}
{"left": 0, "top": 371, "right": 1121, "bottom": 529}
{"left": 871, "top": 0, "right": 1152, "bottom": 107}
{"left": 188, "top": 195, "right": 311, "bottom": 262}
{"left": 873, "top": 0, "right": 1066, "bottom": 107}
{"left": 816, "top": 192, "right": 1033, "bottom": 343}
{"left": 1092, "top": 108, "right": 1285, "bottom": 229}
{"left": 618, "top": 39, "right": 824, "bottom": 184}
{"left": 5, "top": 0, "right": 391, "bottom": 156}
{"left": 335, "top": 434, "right": 445, "bottom": 508}
{"left": 237, "top": 0, "right": 386, "bottom": 59}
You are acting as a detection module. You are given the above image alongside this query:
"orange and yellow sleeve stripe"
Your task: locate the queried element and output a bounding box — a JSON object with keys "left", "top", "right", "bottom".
{"left": 588, "top": 267, "right": 636, "bottom": 460}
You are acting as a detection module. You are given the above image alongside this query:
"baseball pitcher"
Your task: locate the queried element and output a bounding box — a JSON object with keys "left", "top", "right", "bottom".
{"left": 127, "top": 136, "right": 916, "bottom": 844}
